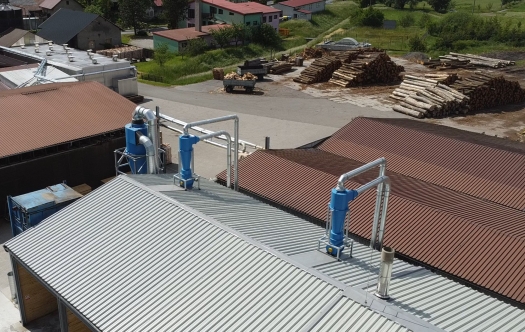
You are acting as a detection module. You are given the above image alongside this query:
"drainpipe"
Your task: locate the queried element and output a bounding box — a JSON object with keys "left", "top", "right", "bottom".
{"left": 133, "top": 106, "right": 160, "bottom": 173}
{"left": 183, "top": 115, "right": 239, "bottom": 191}
{"left": 375, "top": 246, "right": 395, "bottom": 299}
{"left": 136, "top": 132, "right": 156, "bottom": 174}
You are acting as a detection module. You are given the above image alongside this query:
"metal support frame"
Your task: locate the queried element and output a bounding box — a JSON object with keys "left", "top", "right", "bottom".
{"left": 114, "top": 147, "right": 166, "bottom": 175}
{"left": 10, "top": 258, "right": 26, "bottom": 324}
{"left": 317, "top": 203, "right": 353, "bottom": 261}
{"left": 58, "top": 299, "right": 68, "bottom": 332}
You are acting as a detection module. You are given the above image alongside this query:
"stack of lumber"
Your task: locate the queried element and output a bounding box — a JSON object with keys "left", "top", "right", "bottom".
{"left": 97, "top": 46, "right": 143, "bottom": 59}
{"left": 212, "top": 68, "right": 224, "bottom": 80}
{"left": 293, "top": 57, "right": 342, "bottom": 84}
{"left": 450, "top": 73, "right": 525, "bottom": 112}
{"left": 224, "top": 72, "right": 256, "bottom": 80}
{"left": 441, "top": 53, "right": 515, "bottom": 68}
{"left": 332, "top": 50, "right": 363, "bottom": 64}
{"left": 422, "top": 73, "right": 459, "bottom": 85}
{"left": 302, "top": 47, "right": 328, "bottom": 59}
{"left": 270, "top": 61, "right": 293, "bottom": 74}
{"left": 329, "top": 52, "right": 404, "bottom": 87}
{"left": 390, "top": 75, "right": 469, "bottom": 118}
{"left": 72, "top": 184, "right": 91, "bottom": 195}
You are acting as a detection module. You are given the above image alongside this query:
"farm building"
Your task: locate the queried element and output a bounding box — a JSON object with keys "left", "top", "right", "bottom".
{"left": 216, "top": 117, "right": 525, "bottom": 307}
{"left": 36, "top": 8, "right": 121, "bottom": 51}
{"left": 273, "top": 0, "right": 324, "bottom": 19}
{"left": 39, "top": 0, "right": 83, "bottom": 18}
{"left": 153, "top": 24, "right": 230, "bottom": 53}
{"left": 0, "top": 81, "right": 135, "bottom": 224}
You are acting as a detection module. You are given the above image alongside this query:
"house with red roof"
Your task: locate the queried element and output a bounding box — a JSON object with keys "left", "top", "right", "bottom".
{"left": 153, "top": 24, "right": 231, "bottom": 53}
{"left": 273, "top": 0, "right": 325, "bottom": 20}
{"left": 40, "top": 0, "right": 83, "bottom": 18}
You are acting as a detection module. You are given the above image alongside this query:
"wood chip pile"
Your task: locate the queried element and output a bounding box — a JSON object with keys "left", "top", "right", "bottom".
{"left": 212, "top": 68, "right": 224, "bottom": 80}
{"left": 421, "top": 53, "right": 515, "bottom": 69}
{"left": 224, "top": 72, "right": 256, "bottom": 80}
{"left": 97, "top": 46, "right": 143, "bottom": 59}
{"left": 329, "top": 52, "right": 404, "bottom": 87}
{"left": 390, "top": 75, "right": 469, "bottom": 118}
{"left": 270, "top": 61, "right": 293, "bottom": 74}
{"left": 293, "top": 57, "right": 342, "bottom": 84}
{"left": 449, "top": 73, "right": 525, "bottom": 112}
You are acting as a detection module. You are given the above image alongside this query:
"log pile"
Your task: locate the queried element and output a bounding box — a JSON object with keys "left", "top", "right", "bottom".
{"left": 224, "top": 72, "right": 256, "bottom": 80}
{"left": 423, "top": 73, "right": 459, "bottom": 85}
{"left": 270, "top": 61, "right": 293, "bottom": 74}
{"left": 293, "top": 57, "right": 342, "bottom": 84}
{"left": 302, "top": 47, "right": 329, "bottom": 59}
{"left": 450, "top": 73, "right": 525, "bottom": 112}
{"left": 329, "top": 52, "right": 404, "bottom": 87}
{"left": 97, "top": 46, "right": 144, "bottom": 59}
{"left": 442, "top": 53, "right": 515, "bottom": 68}
{"left": 390, "top": 75, "right": 469, "bottom": 118}
{"left": 212, "top": 68, "right": 224, "bottom": 80}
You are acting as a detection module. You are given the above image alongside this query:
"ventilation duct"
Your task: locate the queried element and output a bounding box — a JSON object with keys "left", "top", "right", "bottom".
{"left": 375, "top": 247, "right": 395, "bottom": 299}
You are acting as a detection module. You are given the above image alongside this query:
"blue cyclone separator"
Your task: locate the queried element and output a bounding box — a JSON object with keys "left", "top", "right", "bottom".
{"left": 327, "top": 188, "right": 358, "bottom": 256}
{"left": 125, "top": 122, "right": 148, "bottom": 174}
{"left": 179, "top": 134, "right": 200, "bottom": 188}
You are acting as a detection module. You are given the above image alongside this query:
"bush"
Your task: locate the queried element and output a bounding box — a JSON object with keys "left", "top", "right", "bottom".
{"left": 182, "top": 38, "right": 209, "bottom": 57}
{"left": 359, "top": 0, "right": 375, "bottom": 8}
{"left": 154, "top": 43, "right": 172, "bottom": 66}
{"left": 354, "top": 7, "right": 384, "bottom": 27}
{"left": 418, "top": 12, "right": 432, "bottom": 28}
{"left": 427, "top": 0, "right": 451, "bottom": 12}
{"left": 136, "top": 30, "right": 148, "bottom": 37}
{"left": 399, "top": 13, "right": 415, "bottom": 27}
{"left": 210, "top": 26, "right": 234, "bottom": 48}
{"left": 408, "top": 35, "right": 426, "bottom": 52}
{"left": 251, "top": 24, "right": 282, "bottom": 49}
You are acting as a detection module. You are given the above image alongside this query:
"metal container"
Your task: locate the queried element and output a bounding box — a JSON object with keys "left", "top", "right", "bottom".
{"left": 7, "top": 272, "right": 17, "bottom": 303}
{"left": 8, "top": 184, "right": 83, "bottom": 236}
{"left": 295, "top": 56, "right": 304, "bottom": 66}
{"left": 375, "top": 246, "right": 395, "bottom": 299}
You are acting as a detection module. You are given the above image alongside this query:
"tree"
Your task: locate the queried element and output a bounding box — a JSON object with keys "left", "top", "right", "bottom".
{"left": 181, "top": 38, "right": 208, "bottom": 56}
{"left": 231, "top": 23, "right": 249, "bottom": 46}
{"left": 209, "top": 26, "right": 234, "bottom": 48}
{"left": 154, "top": 43, "right": 172, "bottom": 66}
{"left": 427, "top": 0, "right": 451, "bottom": 13}
{"left": 353, "top": 7, "right": 384, "bottom": 27}
{"left": 163, "top": 0, "right": 189, "bottom": 29}
{"left": 408, "top": 35, "right": 427, "bottom": 51}
{"left": 119, "top": 0, "right": 150, "bottom": 35}
{"left": 251, "top": 24, "right": 281, "bottom": 49}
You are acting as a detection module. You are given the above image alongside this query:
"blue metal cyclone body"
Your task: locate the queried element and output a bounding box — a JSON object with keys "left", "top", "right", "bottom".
{"left": 179, "top": 134, "right": 200, "bottom": 188}
{"left": 125, "top": 122, "right": 148, "bottom": 174}
{"left": 327, "top": 188, "right": 358, "bottom": 256}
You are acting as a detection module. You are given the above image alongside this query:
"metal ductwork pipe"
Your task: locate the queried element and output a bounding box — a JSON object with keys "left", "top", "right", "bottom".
{"left": 198, "top": 130, "right": 233, "bottom": 189}
{"left": 133, "top": 106, "right": 160, "bottom": 173}
{"left": 7, "top": 272, "right": 17, "bottom": 303}
{"left": 375, "top": 247, "right": 395, "bottom": 300}
{"left": 136, "top": 132, "right": 157, "bottom": 174}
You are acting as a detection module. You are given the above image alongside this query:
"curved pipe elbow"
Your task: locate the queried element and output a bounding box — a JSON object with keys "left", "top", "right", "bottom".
{"left": 133, "top": 106, "right": 156, "bottom": 122}
{"left": 336, "top": 157, "right": 387, "bottom": 192}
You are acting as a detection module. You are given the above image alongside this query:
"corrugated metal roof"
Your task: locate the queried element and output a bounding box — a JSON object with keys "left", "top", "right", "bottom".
{"left": 215, "top": 149, "right": 525, "bottom": 304}
{"left": 0, "top": 81, "right": 135, "bottom": 159}
{"left": 5, "top": 176, "right": 413, "bottom": 332}
{"left": 132, "top": 176, "right": 525, "bottom": 332}
{"left": 318, "top": 117, "right": 525, "bottom": 211}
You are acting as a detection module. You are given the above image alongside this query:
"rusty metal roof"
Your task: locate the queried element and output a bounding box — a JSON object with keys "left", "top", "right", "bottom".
{"left": 0, "top": 81, "right": 135, "bottom": 159}
{"left": 217, "top": 148, "right": 525, "bottom": 304}
{"left": 318, "top": 117, "right": 525, "bottom": 211}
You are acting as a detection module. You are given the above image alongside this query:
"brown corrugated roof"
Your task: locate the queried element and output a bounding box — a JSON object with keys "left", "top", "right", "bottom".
{"left": 0, "top": 81, "right": 135, "bottom": 159}
{"left": 318, "top": 117, "right": 525, "bottom": 211}
{"left": 217, "top": 148, "right": 525, "bottom": 303}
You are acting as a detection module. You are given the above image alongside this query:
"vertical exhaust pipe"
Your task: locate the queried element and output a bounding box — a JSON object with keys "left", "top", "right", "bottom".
{"left": 375, "top": 247, "right": 395, "bottom": 300}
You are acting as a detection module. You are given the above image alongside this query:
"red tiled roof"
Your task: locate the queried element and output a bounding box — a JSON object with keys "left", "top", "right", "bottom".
{"left": 153, "top": 24, "right": 229, "bottom": 42}
{"left": 277, "top": 0, "right": 323, "bottom": 8}
{"left": 217, "top": 148, "right": 525, "bottom": 304}
{"left": 0, "top": 82, "right": 135, "bottom": 159}
{"left": 154, "top": 0, "right": 163, "bottom": 6}
{"left": 241, "top": 2, "right": 281, "bottom": 14}
{"left": 318, "top": 117, "right": 525, "bottom": 211}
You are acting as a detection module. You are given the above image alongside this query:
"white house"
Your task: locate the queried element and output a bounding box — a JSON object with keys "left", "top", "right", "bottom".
{"left": 273, "top": 0, "right": 324, "bottom": 19}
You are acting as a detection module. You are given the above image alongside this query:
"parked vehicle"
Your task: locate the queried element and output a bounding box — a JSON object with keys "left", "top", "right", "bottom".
{"left": 223, "top": 79, "right": 256, "bottom": 93}
{"left": 316, "top": 38, "right": 371, "bottom": 51}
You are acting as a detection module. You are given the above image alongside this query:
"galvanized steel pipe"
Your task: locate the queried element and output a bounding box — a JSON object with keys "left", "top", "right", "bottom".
{"left": 137, "top": 133, "right": 156, "bottom": 174}
{"left": 199, "top": 131, "right": 232, "bottom": 188}
{"left": 183, "top": 115, "right": 240, "bottom": 191}
{"left": 133, "top": 106, "right": 160, "bottom": 173}
{"left": 375, "top": 246, "right": 395, "bottom": 299}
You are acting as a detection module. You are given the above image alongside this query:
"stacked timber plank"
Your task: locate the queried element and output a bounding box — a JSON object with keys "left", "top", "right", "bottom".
{"left": 97, "top": 46, "right": 144, "bottom": 59}
{"left": 423, "top": 73, "right": 459, "bottom": 85}
{"left": 450, "top": 73, "right": 525, "bottom": 112}
{"left": 390, "top": 75, "right": 469, "bottom": 118}
{"left": 293, "top": 57, "right": 342, "bottom": 84}
{"left": 270, "top": 61, "right": 293, "bottom": 74}
{"left": 442, "top": 53, "right": 515, "bottom": 68}
{"left": 329, "top": 52, "right": 404, "bottom": 87}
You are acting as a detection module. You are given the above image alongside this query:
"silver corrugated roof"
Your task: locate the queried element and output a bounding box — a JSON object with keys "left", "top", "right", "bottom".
{"left": 132, "top": 176, "right": 525, "bottom": 332}
{"left": 5, "top": 176, "right": 411, "bottom": 332}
